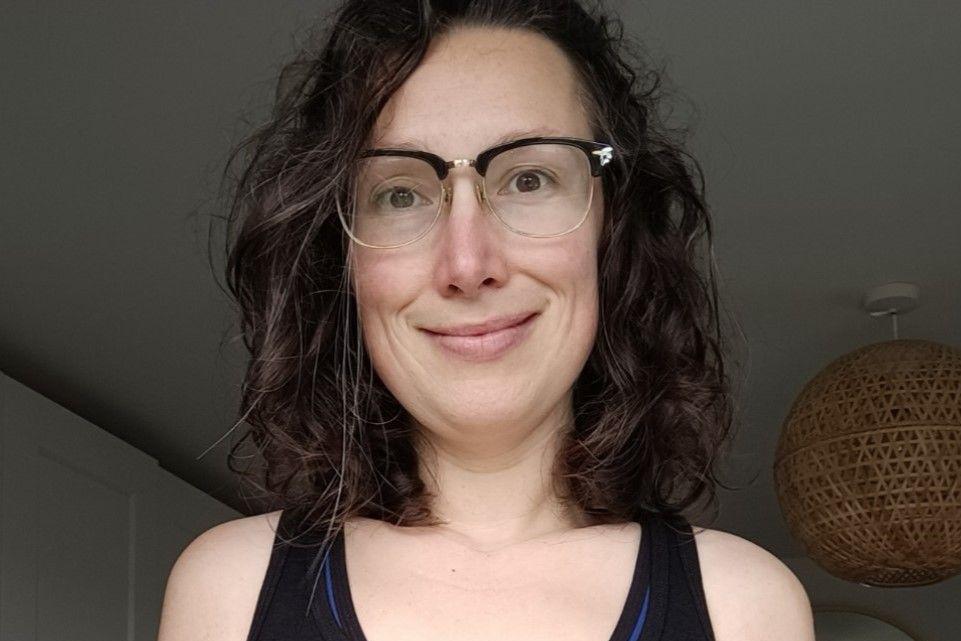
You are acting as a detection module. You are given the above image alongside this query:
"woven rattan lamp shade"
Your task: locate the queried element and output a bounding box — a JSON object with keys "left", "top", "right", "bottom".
{"left": 773, "top": 338, "right": 961, "bottom": 587}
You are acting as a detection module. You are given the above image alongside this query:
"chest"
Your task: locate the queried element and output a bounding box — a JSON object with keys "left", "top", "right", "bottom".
{"left": 353, "top": 569, "right": 625, "bottom": 641}
{"left": 338, "top": 525, "right": 643, "bottom": 641}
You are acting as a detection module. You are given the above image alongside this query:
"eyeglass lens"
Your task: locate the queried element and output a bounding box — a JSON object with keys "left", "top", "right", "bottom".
{"left": 346, "top": 143, "right": 592, "bottom": 247}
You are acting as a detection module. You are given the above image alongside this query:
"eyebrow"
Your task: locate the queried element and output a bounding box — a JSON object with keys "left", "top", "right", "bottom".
{"left": 373, "top": 126, "right": 567, "bottom": 153}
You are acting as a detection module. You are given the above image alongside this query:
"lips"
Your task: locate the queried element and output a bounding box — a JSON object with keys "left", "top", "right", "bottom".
{"left": 420, "top": 312, "right": 539, "bottom": 362}
{"left": 422, "top": 311, "right": 537, "bottom": 337}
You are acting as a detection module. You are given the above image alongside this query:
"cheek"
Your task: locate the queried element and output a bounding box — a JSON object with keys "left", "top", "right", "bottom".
{"left": 564, "top": 219, "right": 601, "bottom": 348}
{"left": 349, "top": 250, "right": 426, "bottom": 378}
{"left": 349, "top": 252, "right": 396, "bottom": 363}
{"left": 574, "top": 248, "right": 601, "bottom": 342}
{"left": 350, "top": 249, "right": 417, "bottom": 315}
{"left": 520, "top": 228, "right": 600, "bottom": 358}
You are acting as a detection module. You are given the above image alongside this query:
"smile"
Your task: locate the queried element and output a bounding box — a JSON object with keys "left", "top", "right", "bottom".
{"left": 421, "top": 312, "right": 538, "bottom": 362}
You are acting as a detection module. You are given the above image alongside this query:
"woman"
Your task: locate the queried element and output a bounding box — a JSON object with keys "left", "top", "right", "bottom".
{"left": 159, "top": 1, "right": 814, "bottom": 640}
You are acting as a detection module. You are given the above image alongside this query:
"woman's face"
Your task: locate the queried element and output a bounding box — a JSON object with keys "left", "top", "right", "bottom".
{"left": 349, "top": 27, "right": 604, "bottom": 445}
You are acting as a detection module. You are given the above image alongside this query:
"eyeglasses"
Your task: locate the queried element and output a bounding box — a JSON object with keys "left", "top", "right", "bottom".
{"left": 339, "top": 136, "right": 615, "bottom": 249}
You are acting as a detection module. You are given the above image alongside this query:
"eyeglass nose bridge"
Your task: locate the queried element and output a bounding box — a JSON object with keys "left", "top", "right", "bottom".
{"left": 440, "top": 157, "right": 489, "bottom": 211}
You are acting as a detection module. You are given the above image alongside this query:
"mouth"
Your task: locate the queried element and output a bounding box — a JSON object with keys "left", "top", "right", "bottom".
{"left": 420, "top": 312, "right": 539, "bottom": 362}
{"left": 421, "top": 311, "right": 539, "bottom": 337}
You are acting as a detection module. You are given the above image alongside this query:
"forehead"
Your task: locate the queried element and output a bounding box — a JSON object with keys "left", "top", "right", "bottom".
{"left": 370, "top": 26, "right": 593, "bottom": 155}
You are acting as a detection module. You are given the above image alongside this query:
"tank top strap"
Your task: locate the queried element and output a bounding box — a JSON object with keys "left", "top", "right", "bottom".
{"left": 647, "top": 513, "right": 717, "bottom": 641}
{"left": 245, "top": 509, "right": 346, "bottom": 641}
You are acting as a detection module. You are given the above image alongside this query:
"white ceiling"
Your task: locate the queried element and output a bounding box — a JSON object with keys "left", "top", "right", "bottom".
{"left": 2, "top": 1, "right": 958, "bottom": 557}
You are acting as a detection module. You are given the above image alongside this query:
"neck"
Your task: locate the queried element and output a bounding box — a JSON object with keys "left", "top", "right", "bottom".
{"left": 412, "top": 400, "right": 588, "bottom": 552}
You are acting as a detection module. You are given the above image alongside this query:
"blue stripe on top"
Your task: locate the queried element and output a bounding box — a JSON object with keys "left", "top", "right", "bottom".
{"left": 323, "top": 551, "right": 343, "bottom": 629}
{"left": 627, "top": 585, "right": 651, "bottom": 641}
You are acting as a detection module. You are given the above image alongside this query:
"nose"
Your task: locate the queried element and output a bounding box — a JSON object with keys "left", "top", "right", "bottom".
{"left": 431, "top": 170, "right": 509, "bottom": 298}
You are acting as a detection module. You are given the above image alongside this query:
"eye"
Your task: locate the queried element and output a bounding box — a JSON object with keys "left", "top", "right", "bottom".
{"left": 371, "top": 183, "right": 433, "bottom": 211}
{"left": 499, "top": 168, "right": 557, "bottom": 195}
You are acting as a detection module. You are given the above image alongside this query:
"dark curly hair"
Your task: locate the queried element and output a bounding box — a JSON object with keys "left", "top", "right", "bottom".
{"left": 213, "top": 0, "right": 747, "bottom": 548}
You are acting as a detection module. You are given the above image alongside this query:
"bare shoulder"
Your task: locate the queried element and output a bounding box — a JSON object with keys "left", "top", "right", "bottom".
{"left": 689, "top": 525, "right": 815, "bottom": 641}
{"left": 157, "top": 509, "right": 283, "bottom": 641}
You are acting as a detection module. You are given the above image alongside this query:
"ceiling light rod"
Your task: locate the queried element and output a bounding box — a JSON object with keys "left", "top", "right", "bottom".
{"left": 863, "top": 282, "right": 921, "bottom": 340}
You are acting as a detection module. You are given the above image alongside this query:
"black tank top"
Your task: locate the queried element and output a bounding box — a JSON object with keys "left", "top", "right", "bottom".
{"left": 245, "top": 510, "right": 716, "bottom": 641}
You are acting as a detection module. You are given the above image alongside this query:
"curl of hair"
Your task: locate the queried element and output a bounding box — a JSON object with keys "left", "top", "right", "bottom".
{"left": 214, "top": 0, "right": 746, "bottom": 548}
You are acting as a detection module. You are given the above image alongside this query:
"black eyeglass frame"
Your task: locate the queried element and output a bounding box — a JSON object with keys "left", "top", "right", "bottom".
{"left": 358, "top": 136, "right": 614, "bottom": 179}
{"left": 345, "top": 136, "right": 615, "bottom": 248}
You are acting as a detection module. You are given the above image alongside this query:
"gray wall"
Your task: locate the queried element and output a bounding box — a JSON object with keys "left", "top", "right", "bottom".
{"left": 784, "top": 555, "right": 961, "bottom": 641}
